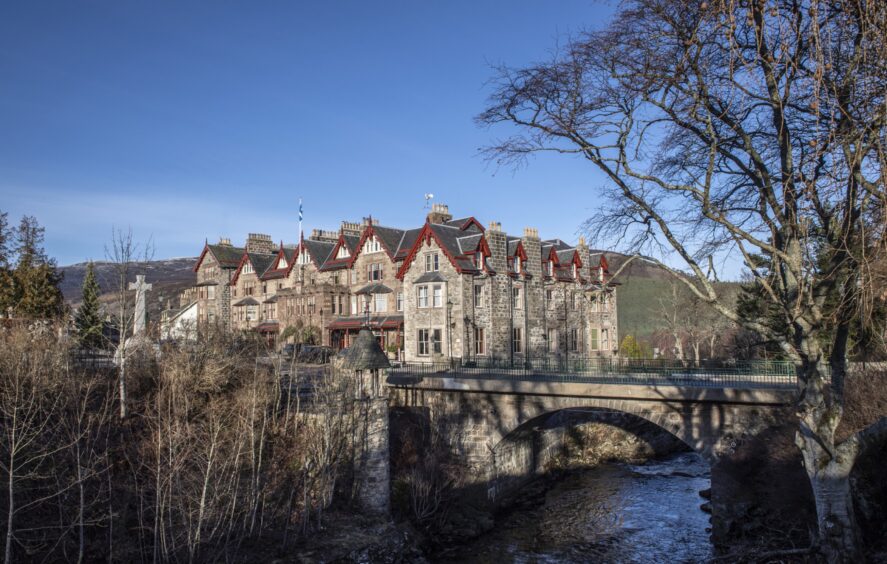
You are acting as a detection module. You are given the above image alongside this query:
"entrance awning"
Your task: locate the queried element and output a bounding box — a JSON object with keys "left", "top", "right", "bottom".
{"left": 327, "top": 315, "right": 404, "bottom": 330}
{"left": 255, "top": 322, "right": 279, "bottom": 333}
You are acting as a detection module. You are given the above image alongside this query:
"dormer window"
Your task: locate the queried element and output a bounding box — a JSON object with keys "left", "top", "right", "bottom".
{"left": 363, "top": 236, "right": 382, "bottom": 254}
{"left": 279, "top": 258, "right": 288, "bottom": 269}
{"left": 515, "top": 257, "right": 522, "bottom": 274}
{"left": 243, "top": 262, "right": 253, "bottom": 275}
{"left": 336, "top": 246, "right": 350, "bottom": 259}
{"left": 298, "top": 250, "right": 311, "bottom": 265}
{"left": 572, "top": 263, "right": 577, "bottom": 278}
{"left": 547, "top": 261, "right": 554, "bottom": 276}
{"left": 475, "top": 251, "right": 482, "bottom": 267}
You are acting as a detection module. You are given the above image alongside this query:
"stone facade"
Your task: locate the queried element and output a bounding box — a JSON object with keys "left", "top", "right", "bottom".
{"left": 190, "top": 204, "right": 619, "bottom": 357}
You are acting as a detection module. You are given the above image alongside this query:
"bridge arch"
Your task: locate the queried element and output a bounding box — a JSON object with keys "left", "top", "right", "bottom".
{"left": 485, "top": 400, "right": 717, "bottom": 500}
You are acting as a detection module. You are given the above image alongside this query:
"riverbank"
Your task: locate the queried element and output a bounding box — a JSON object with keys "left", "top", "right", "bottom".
{"left": 432, "top": 453, "right": 712, "bottom": 563}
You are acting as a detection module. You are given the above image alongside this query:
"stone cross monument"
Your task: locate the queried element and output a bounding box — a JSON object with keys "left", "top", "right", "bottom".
{"left": 128, "top": 275, "right": 152, "bottom": 335}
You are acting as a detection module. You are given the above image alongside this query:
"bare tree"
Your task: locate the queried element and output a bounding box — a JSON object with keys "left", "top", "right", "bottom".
{"left": 478, "top": 0, "right": 886, "bottom": 558}
{"left": 105, "top": 226, "right": 153, "bottom": 419}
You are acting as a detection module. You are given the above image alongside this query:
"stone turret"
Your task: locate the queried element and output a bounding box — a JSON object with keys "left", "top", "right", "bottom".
{"left": 427, "top": 203, "right": 452, "bottom": 224}
{"left": 339, "top": 329, "right": 390, "bottom": 515}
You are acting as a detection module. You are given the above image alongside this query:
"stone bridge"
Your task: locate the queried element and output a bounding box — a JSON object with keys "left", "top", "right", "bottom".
{"left": 385, "top": 363, "right": 816, "bottom": 544}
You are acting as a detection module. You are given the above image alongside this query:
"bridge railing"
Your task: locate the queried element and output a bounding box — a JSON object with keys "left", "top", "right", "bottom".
{"left": 388, "top": 356, "right": 797, "bottom": 389}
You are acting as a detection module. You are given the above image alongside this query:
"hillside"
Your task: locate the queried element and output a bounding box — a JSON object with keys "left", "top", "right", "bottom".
{"left": 60, "top": 258, "right": 198, "bottom": 318}
{"left": 604, "top": 253, "right": 742, "bottom": 342}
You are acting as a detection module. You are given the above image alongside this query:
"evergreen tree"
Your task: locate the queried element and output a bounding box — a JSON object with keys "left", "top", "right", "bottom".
{"left": 10, "top": 215, "right": 65, "bottom": 319}
{"left": 619, "top": 335, "right": 644, "bottom": 359}
{"left": 0, "top": 210, "right": 12, "bottom": 316}
{"left": 75, "top": 261, "right": 103, "bottom": 349}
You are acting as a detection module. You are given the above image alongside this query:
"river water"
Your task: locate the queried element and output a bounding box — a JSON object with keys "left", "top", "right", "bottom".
{"left": 435, "top": 453, "right": 713, "bottom": 563}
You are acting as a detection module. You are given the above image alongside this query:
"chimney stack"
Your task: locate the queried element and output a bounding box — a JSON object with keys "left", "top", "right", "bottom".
{"left": 218, "top": 237, "right": 232, "bottom": 247}
{"left": 523, "top": 227, "right": 539, "bottom": 240}
{"left": 245, "top": 233, "right": 275, "bottom": 254}
{"left": 427, "top": 203, "right": 453, "bottom": 224}
{"left": 340, "top": 221, "right": 362, "bottom": 237}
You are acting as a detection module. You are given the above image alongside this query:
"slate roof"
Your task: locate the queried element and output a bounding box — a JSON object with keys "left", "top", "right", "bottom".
{"left": 456, "top": 233, "right": 483, "bottom": 254}
{"left": 338, "top": 328, "right": 391, "bottom": 371}
{"left": 394, "top": 228, "right": 423, "bottom": 260}
{"left": 302, "top": 239, "right": 336, "bottom": 267}
{"left": 557, "top": 249, "right": 579, "bottom": 264}
{"left": 208, "top": 244, "right": 246, "bottom": 267}
{"left": 233, "top": 297, "right": 260, "bottom": 306}
{"left": 415, "top": 272, "right": 446, "bottom": 283}
{"left": 372, "top": 225, "right": 407, "bottom": 257}
{"left": 356, "top": 283, "right": 393, "bottom": 295}
{"left": 428, "top": 223, "right": 481, "bottom": 272}
{"left": 248, "top": 253, "right": 277, "bottom": 277}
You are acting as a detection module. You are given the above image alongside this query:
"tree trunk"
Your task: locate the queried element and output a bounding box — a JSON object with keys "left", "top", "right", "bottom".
{"left": 797, "top": 434, "right": 861, "bottom": 562}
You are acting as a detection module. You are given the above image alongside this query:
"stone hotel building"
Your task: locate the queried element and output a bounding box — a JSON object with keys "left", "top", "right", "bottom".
{"left": 192, "top": 204, "right": 618, "bottom": 361}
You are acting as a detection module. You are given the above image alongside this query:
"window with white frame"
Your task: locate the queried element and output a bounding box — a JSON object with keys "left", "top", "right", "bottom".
{"left": 336, "top": 246, "right": 350, "bottom": 259}
{"left": 547, "top": 261, "right": 554, "bottom": 276}
{"left": 207, "top": 285, "right": 215, "bottom": 300}
{"left": 351, "top": 295, "right": 358, "bottom": 315}
{"left": 246, "top": 305, "right": 258, "bottom": 321}
{"left": 548, "top": 328, "right": 558, "bottom": 352}
{"left": 425, "top": 253, "right": 439, "bottom": 272}
{"left": 396, "top": 292, "right": 404, "bottom": 312}
{"left": 363, "top": 236, "right": 382, "bottom": 254}
{"left": 298, "top": 250, "right": 311, "bottom": 265}
{"left": 243, "top": 262, "right": 253, "bottom": 274}
{"left": 474, "top": 284, "right": 483, "bottom": 307}
{"left": 417, "top": 329, "right": 430, "bottom": 356}
{"left": 374, "top": 293, "right": 387, "bottom": 312}
{"left": 279, "top": 257, "right": 288, "bottom": 269}
{"left": 513, "top": 286, "right": 522, "bottom": 309}
{"left": 590, "top": 328, "right": 599, "bottom": 350}
{"left": 368, "top": 262, "right": 383, "bottom": 281}
{"left": 512, "top": 327, "right": 523, "bottom": 353}
{"left": 474, "top": 327, "right": 485, "bottom": 355}
{"left": 432, "top": 329, "right": 442, "bottom": 355}
{"left": 417, "top": 286, "right": 429, "bottom": 308}
{"left": 432, "top": 285, "right": 443, "bottom": 308}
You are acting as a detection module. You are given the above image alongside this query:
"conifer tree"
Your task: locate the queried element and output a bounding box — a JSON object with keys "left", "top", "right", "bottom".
{"left": 0, "top": 210, "right": 12, "bottom": 316}
{"left": 11, "top": 215, "right": 65, "bottom": 319}
{"left": 75, "top": 261, "right": 103, "bottom": 349}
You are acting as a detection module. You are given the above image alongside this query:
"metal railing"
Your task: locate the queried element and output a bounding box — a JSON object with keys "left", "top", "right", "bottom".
{"left": 388, "top": 356, "right": 797, "bottom": 390}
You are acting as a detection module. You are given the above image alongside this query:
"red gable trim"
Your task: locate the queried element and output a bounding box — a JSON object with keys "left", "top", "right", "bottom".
{"left": 546, "top": 246, "right": 560, "bottom": 265}
{"left": 599, "top": 254, "right": 609, "bottom": 273}
{"left": 284, "top": 245, "right": 301, "bottom": 277}
{"left": 193, "top": 243, "right": 211, "bottom": 273}
{"left": 229, "top": 252, "right": 250, "bottom": 286}
{"left": 512, "top": 241, "right": 528, "bottom": 261}
{"left": 349, "top": 224, "right": 397, "bottom": 266}
{"left": 396, "top": 221, "right": 476, "bottom": 280}
{"left": 459, "top": 217, "right": 485, "bottom": 232}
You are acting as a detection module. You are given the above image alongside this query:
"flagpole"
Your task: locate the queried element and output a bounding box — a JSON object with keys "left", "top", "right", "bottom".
{"left": 299, "top": 198, "right": 303, "bottom": 243}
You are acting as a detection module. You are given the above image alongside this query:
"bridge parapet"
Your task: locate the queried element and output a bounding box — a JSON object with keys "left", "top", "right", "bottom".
{"left": 387, "top": 357, "right": 797, "bottom": 393}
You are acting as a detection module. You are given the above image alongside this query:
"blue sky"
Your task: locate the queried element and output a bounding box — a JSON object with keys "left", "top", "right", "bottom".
{"left": 0, "top": 1, "right": 617, "bottom": 265}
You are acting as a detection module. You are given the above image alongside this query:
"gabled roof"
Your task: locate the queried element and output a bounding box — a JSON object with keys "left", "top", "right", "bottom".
{"left": 194, "top": 243, "right": 246, "bottom": 272}
{"left": 557, "top": 249, "right": 582, "bottom": 266}
{"left": 230, "top": 252, "right": 277, "bottom": 285}
{"left": 396, "top": 221, "right": 483, "bottom": 279}
{"left": 445, "top": 217, "right": 485, "bottom": 233}
{"left": 262, "top": 244, "right": 298, "bottom": 280}
{"left": 394, "top": 228, "right": 423, "bottom": 260}
{"left": 346, "top": 223, "right": 405, "bottom": 265}
{"left": 301, "top": 238, "right": 336, "bottom": 269}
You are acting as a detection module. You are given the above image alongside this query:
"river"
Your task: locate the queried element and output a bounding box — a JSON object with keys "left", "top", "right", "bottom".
{"left": 434, "top": 453, "right": 713, "bottom": 563}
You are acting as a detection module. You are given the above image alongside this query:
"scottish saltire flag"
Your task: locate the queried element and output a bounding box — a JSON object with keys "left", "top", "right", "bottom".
{"left": 299, "top": 199, "right": 303, "bottom": 221}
